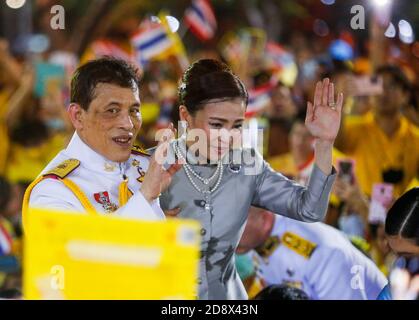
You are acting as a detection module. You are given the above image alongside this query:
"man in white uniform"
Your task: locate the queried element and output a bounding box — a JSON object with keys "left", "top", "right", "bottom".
{"left": 237, "top": 207, "right": 388, "bottom": 300}
{"left": 23, "top": 57, "right": 180, "bottom": 222}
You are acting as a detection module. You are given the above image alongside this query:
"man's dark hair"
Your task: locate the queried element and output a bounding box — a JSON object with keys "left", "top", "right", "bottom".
{"left": 253, "top": 284, "right": 310, "bottom": 300}
{"left": 70, "top": 57, "right": 141, "bottom": 110}
{"left": 376, "top": 65, "right": 411, "bottom": 93}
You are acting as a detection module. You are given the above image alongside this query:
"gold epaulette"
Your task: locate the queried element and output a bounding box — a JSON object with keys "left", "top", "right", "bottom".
{"left": 255, "top": 236, "right": 281, "bottom": 261}
{"left": 43, "top": 159, "right": 80, "bottom": 179}
{"left": 281, "top": 232, "right": 317, "bottom": 259}
{"left": 131, "top": 145, "right": 150, "bottom": 157}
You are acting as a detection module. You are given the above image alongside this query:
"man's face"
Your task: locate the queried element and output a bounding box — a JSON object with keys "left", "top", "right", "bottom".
{"left": 76, "top": 83, "right": 142, "bottom": 163}
{"left": 376, "top": 74, "right": 409, "bottom": 116}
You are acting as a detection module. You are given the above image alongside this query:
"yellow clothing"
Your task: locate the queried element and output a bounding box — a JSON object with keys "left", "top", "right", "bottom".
{"left": 6, "top": 133, "right": 66, "bottom": 183}
{"left": 0, "top": 89, "right": 11, "bottom": 175}
{"left": 337, "top": 112, "right": 419, "bottom": 197}
{"left": 268, "top": 148, "right": 347, "bottom": 207}
{"left": 268, "top": 152, "right": 298, "bottom": 178}
{"left": 268, "top": 148, "right": 348, "bottom": 178}
{"left": 405, "top": 177, "right": 418, "bottom": 192}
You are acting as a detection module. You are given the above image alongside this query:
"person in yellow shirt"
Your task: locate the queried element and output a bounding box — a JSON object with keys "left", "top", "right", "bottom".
{"left": 0, "top": 39, "right": 21, "bottom": 176}
{"left": 4, "top": 66, "right": 71, "bottom": 184}
{"left": 335, "top": 65, "right": 419, "bottom": 198}
{"left": 0, "top": 90, "right": 10, "bottom": 175}
{"left": 268, "top": 112, "right": 349, "bottom": 185}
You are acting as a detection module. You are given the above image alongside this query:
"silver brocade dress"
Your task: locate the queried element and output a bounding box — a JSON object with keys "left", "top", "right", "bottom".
{"left": 159, "top": 139, "right": 337, "bottom": 300}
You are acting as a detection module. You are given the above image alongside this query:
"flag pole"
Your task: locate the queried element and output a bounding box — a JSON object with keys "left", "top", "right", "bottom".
{"left": 178, "top": 17, "right": 190, "bottom": 40}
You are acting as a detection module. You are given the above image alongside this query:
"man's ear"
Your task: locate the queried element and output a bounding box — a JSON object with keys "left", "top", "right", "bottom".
{"left": 68, "top": 103, "right": 84, "bottom": 130}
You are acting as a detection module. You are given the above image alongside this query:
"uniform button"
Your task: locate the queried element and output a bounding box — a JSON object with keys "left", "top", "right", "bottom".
{"left": 200, "top": 228, "right": 207, "bottom": 236}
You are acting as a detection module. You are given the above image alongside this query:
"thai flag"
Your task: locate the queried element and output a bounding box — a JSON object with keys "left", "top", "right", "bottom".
{"left": 91, "top": 40, "right": 136, "bottom": 63}
{"left": 131, "top": 23, "right": 173, "bottom": 66}
{"left": 245, "top": 83, "right": 274, "bottom": 118}
{"left": 265, "top": 42, "right": 295, "bottom": 70}
{"left": 185, "top": 0, "right": 217, "bottom": 41}
{"left": 0, "top": 223, "right": 12, "bottom": 256}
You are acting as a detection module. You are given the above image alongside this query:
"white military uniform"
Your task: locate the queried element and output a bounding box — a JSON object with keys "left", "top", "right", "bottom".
{"left": 23, "top": 132, "right": 165, "bottom": 221}
{"left": 251, "top": 215, "right": 387, "bottom": 300}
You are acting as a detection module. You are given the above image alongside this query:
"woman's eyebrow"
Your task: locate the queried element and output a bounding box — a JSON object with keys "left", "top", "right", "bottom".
{"left": 209, "top": 117, "right": 228, "bottom": 122}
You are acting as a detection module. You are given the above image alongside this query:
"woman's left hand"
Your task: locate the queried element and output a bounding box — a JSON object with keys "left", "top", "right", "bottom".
{"left": 305, "top": 78, "right": 343, "bottom": 143}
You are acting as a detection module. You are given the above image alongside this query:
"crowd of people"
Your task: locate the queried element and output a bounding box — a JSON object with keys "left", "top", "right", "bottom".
{"left": 0, "top": 2, "right": 418, "bottom": 300}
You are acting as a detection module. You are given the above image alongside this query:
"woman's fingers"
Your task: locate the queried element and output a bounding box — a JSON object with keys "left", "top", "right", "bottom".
{"left": 328, "top": 82, "right": 335, "bottom": 106}
{"left": 321, "top": 78, "right": 330, "bottom": 106}
{"left": 306, "top": 101, "right": 314, "bottom": 122}
{"left": 313, "top": 81, "right": 322, "bottom": 108}
{"left": 166, "top": 163, "right": 182, "bottom": 176}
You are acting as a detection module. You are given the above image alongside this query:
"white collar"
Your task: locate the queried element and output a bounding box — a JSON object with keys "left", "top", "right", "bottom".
{"left": 64, "top": 132, "right": 130, "bottom": 175}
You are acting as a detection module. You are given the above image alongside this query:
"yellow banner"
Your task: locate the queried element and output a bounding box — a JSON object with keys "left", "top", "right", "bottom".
{"left": 23, "top": 208, "right": 201, "bottom": 299}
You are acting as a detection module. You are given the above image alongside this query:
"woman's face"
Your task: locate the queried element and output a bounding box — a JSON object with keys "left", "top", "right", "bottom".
{"left": 387, "top": 235, "right": 419, "bottom": 257}
{"left": 180, "top": 98, "right": 246, "bottom": 162}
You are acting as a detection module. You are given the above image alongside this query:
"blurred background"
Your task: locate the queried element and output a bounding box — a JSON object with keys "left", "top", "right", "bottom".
{"left": 0, "top": 0, "right": 418, "bottom": 299}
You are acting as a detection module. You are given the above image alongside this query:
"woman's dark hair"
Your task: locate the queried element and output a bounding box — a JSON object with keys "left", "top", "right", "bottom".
{"left": 385, "top": 187, "right": 419, "bottom": 244}
{"left": 71, "top": 56, "right": 140, "bottom": 111}
{"left": 178, "top": 59, "right": 248, "bottom": 115}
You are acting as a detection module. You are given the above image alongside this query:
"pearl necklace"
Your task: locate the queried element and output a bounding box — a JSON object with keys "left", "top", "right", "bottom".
{"left": 174, "top": 140, "right": 224, "bottom": 210}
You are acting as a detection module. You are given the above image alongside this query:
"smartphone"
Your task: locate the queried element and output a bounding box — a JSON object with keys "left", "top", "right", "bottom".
{"left": 350, "top": 75, "right": 383, "bottom": 97}
{"left": 368, "top": 183, "right": 394, "bottom": 224}
{"left": 337, "top": 159, "right": 356, "bottom": 185}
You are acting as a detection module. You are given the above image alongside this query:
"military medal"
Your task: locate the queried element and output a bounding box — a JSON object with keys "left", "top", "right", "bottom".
{"left": 104, "top": 162, "right": 116, "bottom": 172}
{"left": 132, "top": 159, "right": 146, "bottom": 183}
{"left": 255, "top": 236, "right": 281, "bottom": 263}
{"left": 94, "top": 191, "right": 118, "bottom": 213}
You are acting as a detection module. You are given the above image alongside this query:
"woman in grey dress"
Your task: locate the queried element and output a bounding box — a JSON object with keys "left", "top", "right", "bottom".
{"left": 158, "top": 59, "right": 343, "bottom": 299}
